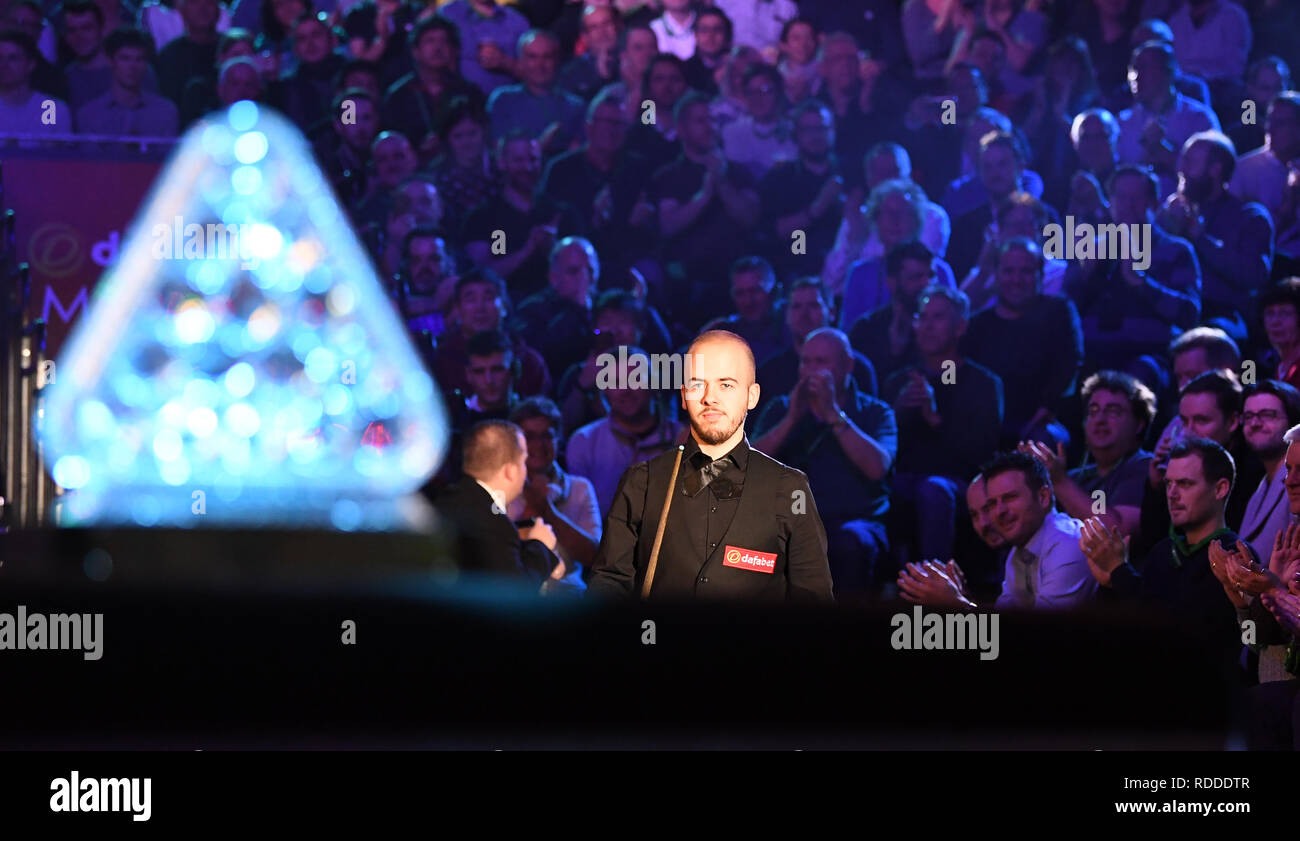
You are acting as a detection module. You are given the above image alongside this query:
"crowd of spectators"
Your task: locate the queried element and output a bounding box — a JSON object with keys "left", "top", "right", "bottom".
{"left": 8, "top": 0, "right": 1300, "bottom": 714}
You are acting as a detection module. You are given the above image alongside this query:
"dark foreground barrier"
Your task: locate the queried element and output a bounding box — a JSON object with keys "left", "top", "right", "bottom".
{"left": 0, "top": 527, "right": 1233, "bottom": 749}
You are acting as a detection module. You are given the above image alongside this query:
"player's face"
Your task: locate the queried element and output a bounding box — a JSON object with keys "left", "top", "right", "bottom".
{"left": 682, "top": 339, "right": 758, "bottom": 446}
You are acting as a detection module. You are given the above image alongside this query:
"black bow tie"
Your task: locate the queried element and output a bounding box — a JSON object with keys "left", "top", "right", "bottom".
{"left": 683, "top": 454, "right": 736, "bottom": 498}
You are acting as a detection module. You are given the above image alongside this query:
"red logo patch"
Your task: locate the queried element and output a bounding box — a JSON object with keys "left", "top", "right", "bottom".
{"left": 722, "top": 545, "right": 777, "bottom": 574}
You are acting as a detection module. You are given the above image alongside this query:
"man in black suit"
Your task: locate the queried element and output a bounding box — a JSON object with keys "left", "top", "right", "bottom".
{"left": 435, "top": 420, "right": 566, "bottom": 590}
{"left": 588, "top": 330, "right": 834, "bottom": 602}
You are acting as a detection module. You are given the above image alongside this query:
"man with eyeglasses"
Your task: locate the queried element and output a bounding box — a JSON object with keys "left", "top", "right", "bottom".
{"left": 682, "top": 6, "right": 731, "bottom": 96}
{"left": 1238, "top": 381, "right": 1300, "bottom": 561}
{"left": 1020, "top": 371, "right": 1156, "bottom": 538}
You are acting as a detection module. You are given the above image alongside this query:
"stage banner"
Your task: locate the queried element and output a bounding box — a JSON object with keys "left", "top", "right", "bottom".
{"left": 3, "top": 155, "right": 164, "bottom": 356}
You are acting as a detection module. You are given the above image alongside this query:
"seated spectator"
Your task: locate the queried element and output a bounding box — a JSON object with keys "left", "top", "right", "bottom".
{"left": 1138, "top": 369, "right": 1263, "bottom": 557}
{"left": 215, "top": 55, "right": 265, "bottom": 109}
{"left": 428, "top": 98, "right": 495, "bottom": 236}
{"left": 700, "top": 256, "right": 789, "bottom": 369}
{"left": 249, "top": 0, "right": 306, "bottom": 78}
{"left": 154, "top": 0, "right": 221, "bottom": 106}
{"left": 848, "top": 241, "right": 935, "bottom": 386}
{"left": 947, "top": 130, "right": 1043, "bottom": 280}
{"left": 139, "top": 0, "right": 231, "bottom": 54}
{"left": 756, "top": 277, "right": 877, "bottom": 424}
{"left": 897, "top": 63, "right": 980, "bottom": 201}
{"left": 514, "top": 236, "right": 599, "bottom": 384}
{"left": 179, "top": 27, "right": 258, "bottom": 127}
{"left": 555, "top": 288, "right": 655, "bottom": 435}
{"left": 1238, "top": 380, "right": 1300, "bottom": 560}
{"left": 1023, "top": 37, "right": 1102, "bottom": 212}
{"left": 682, "top": 6, "right": 730, "bottom": 97}
{"left": 393, "top": 225, "right": 456, "bottom": 343}
{"left": 565, "top": 346, "right": 685, "bottom": 515}
{"left": 1167, "top": 0, "right": 1250, "bottom": 96}
{"left": 940, "top": 107, "right": 1043, "bottom": 220}
{"left": 822, "top": 143, "right": 950, "bottom": 299}
{"left": 1022, "top": 370, "right": 1156, "bottom": 538}
{"left": 753, "top": 327, "right": 898, "bottom": 596}
{"left": 594, "top": 22, "right": 656, "bottom": 126}
{"left": 337, "top": 57, "right": 383, "bottom": 104}
{"left": 437, "top": 0, "right": 529, "bottom": 96}
{"left": 431, "top": 268, "right": 550, "bottom": 399}
{"left": 1228, "top": 56, "right": 1290, "bottom": 156}
{"left": 434, "top": 419, "right": 566, "bottom": 590}
{"left": 486, "top": 29, "right": 585, "bottom": 156}
{"left": 707, "top": 42, "right": 760, "bottom": 129}
{"left": 273, "top": 12, "right": 345, "bottom": 135}
{"left": 381, "top": 15, "right": 484, "bottom": 160}
{"left": 556, "top": 3, "right": 620, "bottom": 102}
{"left": 649, "top": 0, "right": 695, "bottom": 60}
{"left": 1080, "top": 437, "right": 1245, "bottom": 675}
{"left": 507, "top": 397, "right": 600, "bottom": 588}
{"left": 75, "top": 27, "right": 176, "bottom": 135}
{"left": 1260, "top": 278, "right": 1300, "bottom": 391}
{"left": 1157, "top": 131, "right": 1273, "bottom": 344}
{"left": 618, "top": 52, "right": 688, "bottom": 173}
{"left": 315, "top": 87, "right": 379, "bottom": 206}
{"left": 961, "top": 191, "right": 1067, "bottom": 312}
{"left": 713, "top": 0, "right": 796, "bottom": 53}
{"left": 1229, "top": 92, "right": 1300, "bottom": 221}
{"left": 461, "top": 130, "right": 581, "bottom": 302}
{"left": 0, "top": 29, "right": 68, "bottom": 131}
{"left": 1117, "top": 40, "right": 1219, "bottom": 198}
{"left": 720, "top": 63, "right": 796, "bottom": 181}
{"left": 342, "top": 0, "right": 421, "bottom": 90}
{"left": 1066, "top": 165, "right": 1201, "bottom": 373}
{"left": 1068, "top": 108, "right": 1120, "bottom": 212}
{"left": 1126, "top": 18, "right": 1212, "bottom": 108}
{"left": 758, "top": 101, "right": 844, "bottom": 282}
{"left": 351, "top": 129, "right": 418, "bottom": 233}
{"left": 377, "top": 174, "right": 443, "bottom": 280}
{"left": 883, "top": 286, "right": 1003, "bottom": 564}
{"left": 814, "top": 31, "right": 896, "bottom": 192}
{"left": 6, "top": 0, "right": 68, "bottom": 100}
{"left": 650, "top": 91, "right": 759, "bottom": 330}
{"left": 776, "top": 17, "right": 818, "bottom": 103}
{"left": 62, "top": 0, "right": 146, "bottom": 111}
{"left": 536, "top": 91, "right": 654, "bottom": 269}
{"left": 962, "top": 238, "right": 1084, "bottom": 449}
{"left": 839, "top": 180, "right": 957, "bottom": 330}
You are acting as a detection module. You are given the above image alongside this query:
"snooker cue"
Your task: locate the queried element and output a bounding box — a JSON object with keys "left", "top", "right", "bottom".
{"left": 641, "top": 445, "right": 685, "bottom": 600}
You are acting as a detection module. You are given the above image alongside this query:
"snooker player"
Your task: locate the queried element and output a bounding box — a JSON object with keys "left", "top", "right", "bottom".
{"left": 587, "top": 330, "right": 835, "bottom": 601}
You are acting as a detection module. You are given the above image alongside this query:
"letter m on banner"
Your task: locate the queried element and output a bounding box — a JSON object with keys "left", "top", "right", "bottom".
{"left": 42, "top": 284, "right": 88, "bottom": 325}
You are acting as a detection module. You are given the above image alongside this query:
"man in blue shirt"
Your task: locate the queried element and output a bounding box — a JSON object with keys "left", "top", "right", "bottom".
{"left": 486, "top": 29, "right": 585, "bottom": 155}
{"left": 437, "top": 0, "right": 529, "bottom": 95}
{"left": 753, "top": 327, "right": 898, "bottom": 597}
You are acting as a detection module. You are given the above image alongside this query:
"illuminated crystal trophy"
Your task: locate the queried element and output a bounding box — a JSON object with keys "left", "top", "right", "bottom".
{"left": 38, "top": 103, "right": 449, "bottom": 531}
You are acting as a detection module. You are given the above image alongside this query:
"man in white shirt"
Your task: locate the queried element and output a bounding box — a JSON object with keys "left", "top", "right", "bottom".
{"left": 650, "top": 0, "right": 696, "bottom": 61}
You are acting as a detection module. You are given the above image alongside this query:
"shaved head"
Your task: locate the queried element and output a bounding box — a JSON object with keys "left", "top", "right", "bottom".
{"left": 682, "top": 330, "right": 760, "bottom": 449}
{"left": 687, "top": 330, "right": 757, "bottom": 384}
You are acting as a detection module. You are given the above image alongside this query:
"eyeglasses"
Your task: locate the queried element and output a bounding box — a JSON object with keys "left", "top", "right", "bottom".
{"left": 1243, "top": 409, "right": 1283, "bottom": 423}
{"left": 1086, "top": 404, "right": 1130, "bottom": 419}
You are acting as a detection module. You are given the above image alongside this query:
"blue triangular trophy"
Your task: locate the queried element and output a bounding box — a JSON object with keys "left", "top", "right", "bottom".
{"left": 39, "top": 102, "right": 449, "bottom": 530}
